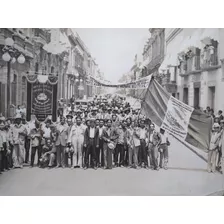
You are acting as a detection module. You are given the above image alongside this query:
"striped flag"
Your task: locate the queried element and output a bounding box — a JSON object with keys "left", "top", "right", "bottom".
{"left": 141, "top": 76, "right": 213, "bottom": 151}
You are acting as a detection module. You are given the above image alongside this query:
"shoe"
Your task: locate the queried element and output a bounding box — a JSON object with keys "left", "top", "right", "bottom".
{"left": 128, "top": 166, "right": 132, "bottom": 169}
{"left": 164, "top": 166, "right": 168, "bottom": 170}
{"left": 56, "top": 165, "right": 61, "bottom": 168}
{"left": 156, "top": 167, "right": 160, "bottom": 171}
{"left": 103, "top": 167, "right": 107, "bottom": 170}
{"left": 62, "top": 166, "right": 65, "bottom": 169}
{"left": 29, "top": 165, "right": 33, "bottom": 168}
{"left": 145, "top": 166, "right": 149, "bottom": 170}
{"left": 94, "top": 167, "right": 97, "bottom": 170}
{"left": 120, "top": 165, "right": 124, "bottom": 168}
{"left": 84, "top": 167, "right": 87, "bottom": 170}
{"left": 71, "top": 166, "right": 74, "bottom": 170}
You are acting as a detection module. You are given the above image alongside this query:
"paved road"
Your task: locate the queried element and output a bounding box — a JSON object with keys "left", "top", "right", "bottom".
{"left": 0, "top": 135, "right": 223, "bottom": 196}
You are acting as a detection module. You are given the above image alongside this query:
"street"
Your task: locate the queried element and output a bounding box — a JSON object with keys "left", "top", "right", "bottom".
{"left": 0, "top": 135, "right": 223, "bottom": 196}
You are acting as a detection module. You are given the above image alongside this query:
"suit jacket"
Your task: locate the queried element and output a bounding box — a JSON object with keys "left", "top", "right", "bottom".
{"left": 55, "top": 124, "right": 69, "bottom": 146}
{"left": 102, "top": 127, "right": 119, "bottom": 145}
{"left": 84, "top": 127, "right": 99, "bottom": 147}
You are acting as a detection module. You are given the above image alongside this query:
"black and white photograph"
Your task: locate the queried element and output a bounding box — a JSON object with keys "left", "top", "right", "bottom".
{"left": 1, "top": 0, "right": 224, "bottom": 204}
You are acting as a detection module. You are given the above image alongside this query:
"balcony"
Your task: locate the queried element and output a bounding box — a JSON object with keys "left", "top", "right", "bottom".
{"left": 33, "top": 29, "right": 51, "bottom": 45}
{"left": 180, "top": 56, "right": 201, "bottom": 76}
{"left": 201, "top": 48, "right": 220, "bottom": 71}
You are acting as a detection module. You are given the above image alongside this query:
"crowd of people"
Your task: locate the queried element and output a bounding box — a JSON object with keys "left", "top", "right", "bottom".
{"left": 0, "top": 95, "right": 170, "bottom": 174}
{"left": 1, "top": 95, "right": 224, "bottom": 175}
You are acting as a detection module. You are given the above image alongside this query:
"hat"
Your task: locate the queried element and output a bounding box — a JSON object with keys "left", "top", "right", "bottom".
{"left": 213, "top": 123, "right": 220, "bottom": 128}
{"left": 76, "top": 109, "right": 82, "bottom": 113}
{"left": 108, "top": 142, "right": 115, "bottom": 150}
{"left": 0, "top": 116, "right": 6, "bottom": 121}
{"left": 92, "top": 107, "right": 98, "bottom": 111}
{"left": 66, "top": 114, "right": 73, "bottom": 119}
{"left": 15, "top": 114, "right": 22, "bottom": 120}
{"left": 89, "top": 117, "right": 95, "bottom": 122}
{"left": 220, "top": 120, "right": 224, "bottom": 123}
{"left": 107, "top": 107, "right": 112, "bottom": 111}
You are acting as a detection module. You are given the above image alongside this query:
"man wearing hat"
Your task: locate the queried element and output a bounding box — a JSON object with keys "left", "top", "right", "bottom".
{"left": 137, "top": 119, "right": 149, "bottom": 169}
{"left": 89, "top": 107, "right": 98, "bottom": 119}
{"left": 83, "top": 118, "right": 99, "bottom": 170}
{"left": 65, "top": 114, "right": 74, "bottom": 167}
{"left": 29, "top": 120, "right": 42, "bottom": 167}
{"left": 55, "top": 117, "right": 69, "bottom": 168}
{"left": 12, "top": 114, "right": 27, "bottom": 168}
{"left": 158, "top": 128, "right": 170, "bottom": 170}
{"left": 67, "top": 116, "right": 86, "bottom": 168}
{"left": 105, "top": 107, "right": 112, "bottom": 121}
{"left": 102, "top": 119, "right": 119, "bottom": 169}
{"left": 208, "top": 123, "right": 222, "bottom": 173}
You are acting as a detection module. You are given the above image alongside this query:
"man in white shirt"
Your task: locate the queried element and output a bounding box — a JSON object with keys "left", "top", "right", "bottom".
{"left": 208, "top": 123, "right": 222, "bottom": 173}
{"left": 148, "top": 123, "right": 161, "bottom": 170}
{"left": 67, "top": 116, "right": 86, "bottom": 168}
{"left": 137, "top": 119, "right": 149, "bottom": 169}
{"left": 158, "top": 128, "right": 170, "bottom": 170}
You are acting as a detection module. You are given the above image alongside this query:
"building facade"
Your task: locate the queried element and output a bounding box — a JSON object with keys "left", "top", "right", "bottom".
{"left": 160, "top": 28, "right": 224, "bottom": 113}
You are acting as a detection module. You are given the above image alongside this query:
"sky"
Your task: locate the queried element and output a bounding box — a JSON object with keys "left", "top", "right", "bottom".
{"left": 75, "top": 28, "right": 149, "bottom": 83}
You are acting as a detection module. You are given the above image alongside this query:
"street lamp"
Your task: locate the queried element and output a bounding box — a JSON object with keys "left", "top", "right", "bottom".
{"left": 1, "top": 37, "right": 26, "bottom": 117}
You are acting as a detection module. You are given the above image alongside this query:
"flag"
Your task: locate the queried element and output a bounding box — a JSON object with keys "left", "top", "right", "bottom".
{"left": 141, "top": 76, "right": 213, "bottom": 151}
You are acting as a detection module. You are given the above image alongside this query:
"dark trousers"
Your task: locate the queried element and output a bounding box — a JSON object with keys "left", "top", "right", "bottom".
{"left": 96, "top": 139, "right": 104, "bottom": 167}
{"left": 124, "top": 147, "right": 129, "bottom": 166}
{"left": 159, "top": 144, "right": 168, "bottom": 168}
{"left": 8, "top": 142, "right": 13, "bottom": 168}
{"left": 114, "top": 143, "right": 125, "bottom": 166}
{"left": 1, "top": 143, "right": 9, "bottom": 171}
{"left": 30, "top": 146, "right": 41, "bottom": 166}
{"left": 139, "top": 139, "right": 147, "bottom": 166}
{"left": 25, "top": 137, "right": 30, "bottom": 163}
{"left": 85, "top": 139, "right": 96, "bottom": 168}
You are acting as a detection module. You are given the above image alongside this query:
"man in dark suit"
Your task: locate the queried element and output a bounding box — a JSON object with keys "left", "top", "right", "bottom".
{"left": 83, "top": 118, "right": 99, "bottom": 170}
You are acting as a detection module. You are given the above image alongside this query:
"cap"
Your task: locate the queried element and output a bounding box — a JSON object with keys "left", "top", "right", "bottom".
{"left": 220, "top": 120, "right": 224, "bottom": 123}
{"left": 76, "top": 109, "right": 82, "bottom": 113}
{"left": 15, "top": 114, "right": 22, "bottom": 120}
{"left": 66, "top": 114, "right": 73, "bottom": 119}
{"left": 89, "top": 117, "right": 95, "bottom": 122}
{"left": 213, "top": 123, "right": 220, "bottom": 128}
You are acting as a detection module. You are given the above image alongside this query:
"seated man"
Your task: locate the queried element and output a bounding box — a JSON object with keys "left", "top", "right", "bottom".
{"left": 39, "top": 139, "right": 56, "bottom": 168}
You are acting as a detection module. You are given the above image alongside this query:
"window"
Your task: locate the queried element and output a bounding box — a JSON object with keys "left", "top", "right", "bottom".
{"left": 35, "top": 63, "right": 39, "bottom": 74}
{"left": 51, "top": 66, "right": 54, "bottom": 74}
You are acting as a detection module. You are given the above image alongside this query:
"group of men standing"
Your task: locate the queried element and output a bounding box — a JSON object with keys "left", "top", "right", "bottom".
{"left": 0, "top": 98, "right": 170, "bottom": 173}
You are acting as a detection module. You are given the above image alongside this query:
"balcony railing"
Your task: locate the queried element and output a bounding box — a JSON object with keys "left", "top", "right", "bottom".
{"left": 33, "top": 29, "right": 51, "bottom": 45}
{"left": 201, "top": 48, "right": 219, "bottom": 70}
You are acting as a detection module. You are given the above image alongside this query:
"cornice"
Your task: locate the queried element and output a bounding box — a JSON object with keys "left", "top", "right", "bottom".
{"left": 166, "top": 28, "right": 183, "bottom": 45}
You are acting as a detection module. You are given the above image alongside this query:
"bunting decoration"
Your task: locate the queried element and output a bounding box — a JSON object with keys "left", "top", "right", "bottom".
{"left": 89, "top": 75, "right": 150, "bottom": 89}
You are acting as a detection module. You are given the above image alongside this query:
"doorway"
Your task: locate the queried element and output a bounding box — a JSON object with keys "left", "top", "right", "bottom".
{"left": 208, "top": 86, "right": 215, "bottom": 110}
{"left": 194, "top": 88, "right": 200, "bottom": 109}
{"left": 183, "top": 88, "right": 189, "bottom": 105}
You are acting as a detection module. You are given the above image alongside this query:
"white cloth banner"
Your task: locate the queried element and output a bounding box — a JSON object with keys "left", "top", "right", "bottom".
{"left": 161, "top": 96, "right": 194, "bottom": 140}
